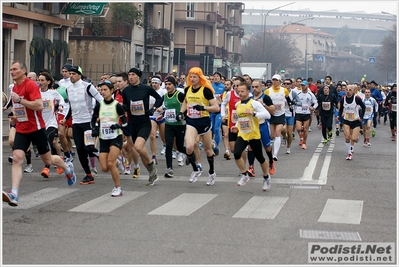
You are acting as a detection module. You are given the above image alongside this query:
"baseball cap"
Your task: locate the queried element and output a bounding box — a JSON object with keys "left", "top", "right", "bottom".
{"left": 301, "top": 81, "right": 309, "bottom": 86}
{"left": 272, "top": 74, "right": 281, "bottom": 81}
{"left": 341, "top": 81, "right": 347, "bottom": 86}
{"left": 62, "top": 64, "right": 72, "bottom": 71}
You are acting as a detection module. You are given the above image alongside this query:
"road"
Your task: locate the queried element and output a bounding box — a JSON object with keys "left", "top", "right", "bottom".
{"left": 2, "top": 114, "right": 397, "bottom": 265}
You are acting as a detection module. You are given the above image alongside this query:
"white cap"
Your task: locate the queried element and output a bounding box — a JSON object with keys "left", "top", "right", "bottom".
{"left": 272, "top": 74, "right": 281, "bottom": 81}
{"left": 341, "top": 81, "right": 347, "bottom": 86}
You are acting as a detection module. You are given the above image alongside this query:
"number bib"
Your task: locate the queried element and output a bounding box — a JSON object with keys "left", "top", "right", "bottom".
{"left": 14, "top": 103, "right": 28, "bottom": 122}
{"left": 43, "top": 99, "right": 52, "bottom": 110}
{"left": 187, "top": 104, "right": 202, "bottom": 118}
{"left": 232, "top": 110, "right": 238, "bottom": 124}
{"left": 365, "top": 106, "right": 372, "bottom": 113}
{"left": 84, "top": 130, "right": 96, "bottom": 146}
{"left": 130, "top": 100, "right": 145, "bottom": 116}
{"left": 275, "top": 103, "right": 283, "bottom": 112}
{"left": 301, "top": 105, "right": 309, "bottom": 112}
{"left": 344, "top": 111, "right": 355, "bottom": 120}
{"left": 392, "top": 104, "right": 397, "bottom": 112}
{"left": 101, "top": 122, "right": 117, "bottom": 140}
{"left": 322, "top": 102, "right": 331, "bottom": 111}
{"left": 164, "top": 109, "right": 177, "bottom": 123}
{"left": 238, "top": 117, "right": 251, "bottom": 133}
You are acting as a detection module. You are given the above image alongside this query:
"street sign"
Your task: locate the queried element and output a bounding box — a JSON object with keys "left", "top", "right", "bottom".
{"left": 62, "top": 3, "right": 108, "bottom": 15}
{"left": 317, "top": 55, "right": 324, "bottom": 62}
{"left": 280, "top": 69, "right": 285, "bottom": 73}
{"left": 213, "top": 59, "right": 223, "bottom": 68}
{"left": 369, "top": 57, "right": 376, "bottom": 64}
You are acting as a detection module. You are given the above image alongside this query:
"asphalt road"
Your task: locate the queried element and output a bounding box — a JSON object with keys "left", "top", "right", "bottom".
{"left": 2, "top": 114, "right": 397, "bottom": 265}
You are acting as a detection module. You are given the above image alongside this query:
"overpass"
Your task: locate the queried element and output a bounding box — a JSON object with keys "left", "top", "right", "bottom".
{"left": 242, "top": 8, "right": 396, "bottom": 52}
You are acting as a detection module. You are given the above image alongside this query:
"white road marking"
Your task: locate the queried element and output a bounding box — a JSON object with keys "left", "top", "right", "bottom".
{"left": 318, "top": 199, "right": 363, "bottom": 224}
{"left": 233, "top": 196, "right": 289, "bottom": 219}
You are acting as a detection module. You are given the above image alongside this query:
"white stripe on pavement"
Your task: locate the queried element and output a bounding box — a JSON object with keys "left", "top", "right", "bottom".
{"left": 148, "top": 193, "right": 217, "bottom": 216}
{"left": 4, "top": 187, "right": 78, "bottom": 209}
{"left": 318, "top": 199, "right": 363, "bottom": 224}
{"left": 69, "top": 191, "right": 147, "bottom": 213}
{"left": 233, "top": 196, "right": 289, "bottom": 219}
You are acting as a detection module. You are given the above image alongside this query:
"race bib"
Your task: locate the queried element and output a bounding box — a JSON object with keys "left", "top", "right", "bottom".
{"left": 232, "top": 110, "right": 238, "bottom": 124}
{"left": 275, "top": 103, "right": 282, "bottom": 112}
{"left": 164, "top": 109, "right": 177, "bottom": 123}
{"left": 301, "top": 105, "right": 309, "bottom": 112}
{"left": 14, "top": 103, "right": 28, "bottom": 122}
{"left": 43, "top": 99, "right": 52, "bottom": 110}
{"left": 365, "top": 106, "right": 372, "bottom": 113}
{"left": 187, "top": 104, "right": 202, "bottom": 118}
{"left": 238, "top": 117, "right": 251, "bottom": 133}
{"left": 100, "top": 122, "right": 117, "bottom": 140}
{"left": 344, "top": 111, "right": 355, "bottom": 120}
{"left": 84, "top": 130, "right": 96, "bottom": 146}
{"left": 130, "top": 100, "right": 145, "bottom": 116}
{"left": 322, "top": 102, "right": 331, "bottom": 111}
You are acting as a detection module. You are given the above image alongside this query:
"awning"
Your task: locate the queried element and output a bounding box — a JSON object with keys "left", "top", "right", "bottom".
{"left": 3, "top": 19, "right": 18, "bottom": 30}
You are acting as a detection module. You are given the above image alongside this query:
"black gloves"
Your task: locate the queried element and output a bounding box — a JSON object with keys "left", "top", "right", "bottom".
{"left": 91, "top": 127, "right": 99, "bottom": 137}
{"left": 193, "top": 105, "right": 206, "bottom": 111}
{"left": 177, "top": 112, "right": 184, "bottom": 121}
{"left": 110, "top": 124, "right": 121, "bottom": 130}
{"left": 146, "top": 106, "right": 157, "bottom": 116}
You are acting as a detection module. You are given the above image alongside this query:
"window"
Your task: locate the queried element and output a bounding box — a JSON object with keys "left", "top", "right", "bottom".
{"left": 186, "top": 2, "right": 195, "bottom": 18}
{"left": 157, "top": 11, "right": 161, "bottom": 28}
{"left": 33, "top": 3, "right": 50, "bottom": 11}
{"left": 186, "top": 29, "right": 196, "bottom": 54}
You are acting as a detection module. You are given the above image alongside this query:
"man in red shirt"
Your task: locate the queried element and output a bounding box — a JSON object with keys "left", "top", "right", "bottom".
{"left": 2, "top": 61, "right": 77, "bottom": 207}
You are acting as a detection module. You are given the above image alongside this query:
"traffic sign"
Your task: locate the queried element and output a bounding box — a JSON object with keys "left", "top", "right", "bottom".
{"left": 369, "top": 57, "right": 376, "bottom": 64}
{"left": 317, "top": 55, "right": 324, "bottom": 62}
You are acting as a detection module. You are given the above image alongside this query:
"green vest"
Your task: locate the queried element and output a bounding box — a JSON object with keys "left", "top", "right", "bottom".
{"left": 99, "top": 100, "right": 121, "bottom": 139}
{"left": 164, "top": 90, "right": 185, "bottom": 126}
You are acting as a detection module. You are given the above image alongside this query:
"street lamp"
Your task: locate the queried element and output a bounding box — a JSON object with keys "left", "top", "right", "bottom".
{"left": 262, "top": 2, "right": 295, "bottom": 62}
{"left": 278, "top": 17, "right": 315, "bottom": 73}
{"left": 304, "top": 29, "right": 320, "bottom": 79}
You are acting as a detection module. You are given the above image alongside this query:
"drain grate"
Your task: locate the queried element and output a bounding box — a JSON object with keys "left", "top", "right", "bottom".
{"left": 300, "top": 229, "right": 362, "bottom": 241}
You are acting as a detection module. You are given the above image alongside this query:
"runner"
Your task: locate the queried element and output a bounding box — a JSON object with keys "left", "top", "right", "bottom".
{"left": 361, "top": 88, "right": 378, "bottom": 146}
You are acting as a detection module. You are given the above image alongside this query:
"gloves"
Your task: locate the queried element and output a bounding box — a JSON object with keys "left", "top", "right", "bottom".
{"left": 110, "top": 124, "right": 120, "bottom": 130}
{"left": 193, "top": 105, "right": 206, "bottom": 111}
{"left": 146, "top": 106, "right": 157, "bottom": 116}
{"left": 91, "top": 127, "right": 99, "bottom": 137}
{"left": 177, "top": 112, "right": 184, "bottom": 121}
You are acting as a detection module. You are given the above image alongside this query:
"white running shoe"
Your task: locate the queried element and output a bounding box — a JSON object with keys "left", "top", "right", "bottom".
{"left": 189, "top": 170, "right": 202, "bottom": 183}
{"left": 111, "top": 187, "right": 123, "bottom": 197}
{"left": 206, "top": 172, "right": 216, "bottom": 186}
{"left": 160, "top": 145, "right": 166, "bottom": 155}
{"left": 237, "top": 174, "right": 250, "bottom": 186}
{"left": 24, "top": 164, "right": 34, "bottom": 173}
{"left": 172, "top": 150, "right": 177, "bottom": 159}
{"left": 124, "top": 165, "right": 131, "bottom": 175}
{"left": 262, "top": 178, "right": 271, "bottom": 191}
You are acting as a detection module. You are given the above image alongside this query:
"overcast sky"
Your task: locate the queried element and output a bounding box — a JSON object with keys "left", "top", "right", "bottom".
{"left": 242, "top": 1, "right": 398, "bottom": 15}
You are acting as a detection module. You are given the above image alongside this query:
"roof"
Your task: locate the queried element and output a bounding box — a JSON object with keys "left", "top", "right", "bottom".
{"left": 268, "top": 23, "right": 334, "bottom": 37}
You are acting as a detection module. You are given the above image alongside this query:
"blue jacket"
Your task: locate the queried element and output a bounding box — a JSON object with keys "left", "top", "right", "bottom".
{"left": 370, "top": 87, "right": 383, "bottom": 103}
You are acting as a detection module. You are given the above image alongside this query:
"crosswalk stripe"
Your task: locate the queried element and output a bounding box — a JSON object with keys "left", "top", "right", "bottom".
{"left": 69, "top": 191, "right": 147, "bottom": 213}
{"left": 318, "top": 199, "right": 363, "bottom": 224}
{"left": 233, "top": 196, "right": 289, "bottom": 219}
{"left": 148, "top": 193, "right": 217, "bottom": 216}
{"left": 4, "top": 188, "right": 78, "bottom": 209}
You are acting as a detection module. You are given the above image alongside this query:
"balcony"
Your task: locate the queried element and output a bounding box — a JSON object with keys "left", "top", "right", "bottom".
{"left": 174, "top": 44, "right": 229, "bottom": 59}
{"left": 69, "top": 22, "right": 132, "bottom": 41}
{"left": 226, "top": 25, "right": 245, "bottom": 38}
{"left": 146, "top": 27, "right": 172, "bottom": 47}
{"left": 174, "top": 10, "right": 218, "bottom": 26}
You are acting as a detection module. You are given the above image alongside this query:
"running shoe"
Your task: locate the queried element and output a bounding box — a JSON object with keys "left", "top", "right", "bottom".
{"left": 366, "top": 141, "right": 371, "bottom": 147}
{"left": 164, "top": 168, "right": 174, "bottom": 178}
{"left": 124, "top": 165, "right": 131, "bottom": 175}
{"left": 197, "top": 164, "right": 203, "bottom": 175}
{"left": 41, "top": 167, "right": 50, "bottom": 178}
{"left": 371, "top": 128, "right": 376, "bottom": 137}
{"left": 206, "top": 172, "right": 216, "bottom": 186}
{"left": 392, "top": 135, "right": 396, "bottom": 141}
{"left": 308, "top": 127, "right": 312, "bottom": 132}
{"left": 8, "top": 156, "right": 13, "bottom": 164}
{"left": 32, "top": 144, "right": 39, "bottom": 157}
{"left": 111, "top": 187, "right": 123, "bottom": 197}
{"left": 172, "top": 150, "right": 177, "bottom": 159}
{"left": 292, "top": 133, "right": 295, "bottom": 140}
{"left": 79, "top": 175, "right": 94, "bottom": 185}
{"left": 322, "top": 139, "right": 329, "bottom": 145}
{"left": 177, "top": 153, "right": 185, "bottom": 166}
{"left": 269, "top": 161, "right": 276, "bottom": 176}
{"left": 146, "top": 174, "right": 159, "bottom": 186}
{"left": 189, "top": 170, "right": 202, "bottom": 183}
{"left": 299, "top": 139, "right": 303, "bottom": 145}
{"left": 212, "top": 140, "right": 219, "bottom": 156}
{"left": 24, "top": 164, "right": 34, "bottom": 173}
{"left": 336, "top": 129, "right": 340, "bottom": 136}
{"left": 346, "top": 153, "right": 353, "bottom": 160}
{"left": 152, "top": 155, "right": 158, "bottom": 165}
{"left": 64, "top": 155, "right": 74, "bottom": 163}
{"left": 302, "top": 144, "right": 307, "bottom": 149}
{"left": 224, "top": 151, "right": 231, "bottom": 160}
{"left": 273, "top": 156, "right": 278, "bottom": 162}
{"left": 286, "top": 148, "right": 291, "bottom": 154}
{"left": 237, "top": 174, "right": 250, "bottom": 186}
{"left": 247, "top": 165, "right": 255, "bottom": 177}
{"left": 116, "top": 158, "right": 124, "bottom": 173}
{"left": 56, "top": 166, "right": 64, "bottom": 175}
{"left": 262, "top": 178, "right": 271, "bottom": 191}
{"left": 91, "top": 167, "right": 98, "bottom": 177}
{"left": 65, "top": 162, "right": 77, "bottom": 186}
{"left": 160, "top": 145, "right": 166, "bottom": 155}
{"left": 350, "top": 146, "right": 354, "bottom": 154}
{"left": 317, "top": 124, "right": 322, "bottom": 130}
{"left": 2, "top": 191, "right": 19, "bottom": 207}
{"left": 132, "top": 167, "right": 140, "bottom": 178}
{"left": 328, "top": 131, "right": 333, "bottom": 139}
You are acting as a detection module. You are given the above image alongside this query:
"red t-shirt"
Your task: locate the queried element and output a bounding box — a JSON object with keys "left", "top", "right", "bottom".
{"left": 309, "top": 83, "right": 318, "bottom": 95}
{"left": 12, "top": 78, "right": 46, "bottom": 133}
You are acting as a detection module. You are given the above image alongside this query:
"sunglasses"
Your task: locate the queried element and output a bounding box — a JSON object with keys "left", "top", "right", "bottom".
{"left": 284, "top": 83, "right": 292, "bottom": 85}
{"left": 98, "top": 80, "right": 111, "bottom": 86}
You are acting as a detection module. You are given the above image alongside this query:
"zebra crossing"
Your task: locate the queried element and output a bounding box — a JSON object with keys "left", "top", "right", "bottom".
{"left": 3, "top": 186, "right": 364, "bottom": 225}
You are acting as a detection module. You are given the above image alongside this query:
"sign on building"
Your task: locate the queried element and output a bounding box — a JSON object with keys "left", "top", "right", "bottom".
{"left": 62, "top": 3, "right": 108, "bottom": 15}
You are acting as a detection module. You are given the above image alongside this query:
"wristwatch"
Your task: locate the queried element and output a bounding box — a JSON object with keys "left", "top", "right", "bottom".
{"left": 16, "top": 97, "right": 21, "bottom": 103}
